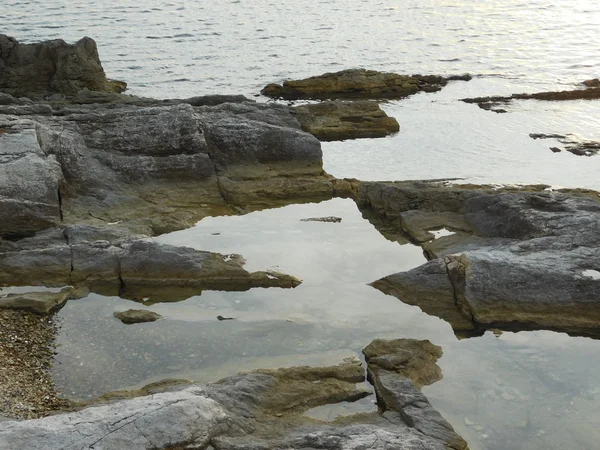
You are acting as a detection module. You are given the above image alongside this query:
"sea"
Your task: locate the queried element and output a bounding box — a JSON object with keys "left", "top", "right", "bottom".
{"left": 3, "top": 1, "right": 600, "bottom": 449}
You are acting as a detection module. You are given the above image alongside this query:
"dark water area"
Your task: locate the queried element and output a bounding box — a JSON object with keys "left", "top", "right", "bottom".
{"left": 4, "top": 1, "right": 600, "bottom": 449}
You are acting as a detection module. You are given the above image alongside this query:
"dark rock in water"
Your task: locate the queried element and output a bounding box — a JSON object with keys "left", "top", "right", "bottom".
{"left": 583, "top": 78, "right": 600, "bottom": 88}
{"left": 293, "top": 100, "right": 399, "bottom": 141}
{"left": 529, "top": 132, "right": 600, "bottom": 156}
{"left": 350, "top": 180, "right": 600, "bottom": 338}
{"left": 113, "top": 309, "right": 162, "bottom": 324}
{"left": 261, "top": 68, "right": 471, "bottom": 100}
{"left": 461, "top": 81, "right": 600, "bottom": 112}
{"left": 0, "top": 34, "right": 126, "bottom": 99}
{"left": 300, "top": 216, "right": 342, "bottom": 223}
{"left": 0, "top": 341, "right": 468, "bottom": 450}
{"left": 217, "top": 315, "right": 235, "bottom": 321}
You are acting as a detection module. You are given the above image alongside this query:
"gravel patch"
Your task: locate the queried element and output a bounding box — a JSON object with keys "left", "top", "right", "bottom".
{"left": 0, "top": 310, "right": 68, "bottom": 419}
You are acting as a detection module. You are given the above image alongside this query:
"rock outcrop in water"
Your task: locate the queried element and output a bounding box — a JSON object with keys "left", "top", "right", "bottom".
{"left": 529, "top": 133, "right": 600, "bottom": 156}
{"left": 0, "top": 225, "right": 301, "bottom": 300}
{"left": 461, "top": 80, "right": 600, "bottom": 112}
{"left": 0, "top": 340, "right": 468, "bottom": 450}
{"left": 262, "top": 69, "right": 472, "bottom": 100}
{"left": 345, "top": 180, "right": 600, "bottom": 338}
{"left": 292, "top": 100, "right": 400, "bottom": 141}
{"left": 0, "top": 35, "right": 126, "bottom": 99}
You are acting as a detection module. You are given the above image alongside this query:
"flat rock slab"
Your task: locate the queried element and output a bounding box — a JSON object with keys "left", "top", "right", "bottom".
{"left": 0, "top": 341, "right": 468, "bottom": 450}
{"left": 113, "top": 309, "right": 163, "bottom": 324}
{"left": 262, "top": 68, "right": 471, "bottom": 100}
{"left": 0, "top": 287, "right": 85, "bottom": 315}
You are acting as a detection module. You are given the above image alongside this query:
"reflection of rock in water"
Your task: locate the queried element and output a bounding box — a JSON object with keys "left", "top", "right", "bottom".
{"left": 425, "top": 330, "right": 600, "bottom": 450}
{"left": 1, "top": 339, "right": 468, "bottom": 450}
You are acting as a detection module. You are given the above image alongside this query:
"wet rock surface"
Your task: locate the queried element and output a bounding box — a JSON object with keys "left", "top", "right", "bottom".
{"left": 356, "top": 180, "right": 600, "bottom": 338}
{"left": 0, "top": 34, "right": 125, "bottom": 99}
{"left": 261, "top": 68, "right": 471, "bottom": 100}
{"left": 292, "top": 100, "right": 399, "bottom": 141}
{"left": 0, "top": 341, "right": 467, "bottom": 450}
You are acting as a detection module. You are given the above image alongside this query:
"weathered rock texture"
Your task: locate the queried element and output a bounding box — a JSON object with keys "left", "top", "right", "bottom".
{"left": 292, "top": 100, "right": 399, "bottom": 140}
{"left": 363, "top": 339, "right": 468, "bottom": 450}
{"left": 0, "top": 225, "right": 301, "bottom": 299}
{"left": 0, "top": 341, "right": 468, "bottom": 450}
{"left": 461, "top": 81, "right": 600, "bottom": 112}
{"left": 529, "top": 133, "right": 600, "bottom": 156}
{"left": 262, "top": 69, "right": 471, "bottom": 100}
{"left": 0, "top": 100, "right": 333, "bottom": 239}
{"left": 348, "top": 180, "right": 600, "bottom": 338}
{"left": 0, "top": 35, "right": 125, "bottom": 99}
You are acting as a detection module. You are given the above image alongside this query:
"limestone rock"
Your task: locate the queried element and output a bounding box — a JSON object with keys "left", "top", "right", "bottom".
{"left": 0, "top": 225, "right": 302, "bottom": 296}
{"left": 293, "top": 100, "right": 399, "bottom": 141}
{"left": 113, "top": 309, "right": 163, "bottom": 324}
{"left": 0, "top": 34, "right": 126, "bottom": 99}
{"left": 360, "top": 181, "right": 600, "bottom": 337}
{"left": 0, "top": 348, "right": 468, "bottom": 450}
{"left": 261, "top": 68, "right": 471, "bottom": 100}
{"left": 1, "top": 100, "right": 334, "bottom": 237}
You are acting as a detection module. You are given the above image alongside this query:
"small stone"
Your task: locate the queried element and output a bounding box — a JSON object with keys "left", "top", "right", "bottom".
{"left": 113, "top": 309, "right": 162, "bottom": 324}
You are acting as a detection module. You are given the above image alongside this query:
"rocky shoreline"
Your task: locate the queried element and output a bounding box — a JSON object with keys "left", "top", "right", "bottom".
{"left": 1, "top": 34, "right": 599, "bottom": 449}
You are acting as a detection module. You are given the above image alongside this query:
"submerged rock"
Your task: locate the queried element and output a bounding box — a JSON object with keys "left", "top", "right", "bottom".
{"left": 352, "top": 180, "right": 600, "bottom": 338}
{"left": 461, "top": 80, "right": 600, "bottom": 112}
{"left": 292, "top": 100, "right": 399, "bottom": 141}
{"left": 262, "top": 68, "right": 471, "bottom": 100}
{"left": 0, "top": 35, "right": 125, "bottom": 99}
{"left": 113, "top": 309, "right": 162, "bottom": 324}
{"left": 529, "top": 132, "right": 600, "bottom": 157}
{"left": 300, "top": 216, "right": 343, "bottom": 223}
{"left": 0, "top": 341, "right": 468, "bottom": 450}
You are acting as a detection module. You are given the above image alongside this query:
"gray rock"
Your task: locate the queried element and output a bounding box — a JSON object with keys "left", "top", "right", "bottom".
{"left": 0, "top": 128, "right": 63, "bottom": 238}
{"left": 0, "top": 225, "right": 301, "bottom": 297}
{"left": 1, "top": 100, "right": 333, "bottom": 237}
{"left": 0, "top": 34, "right": 126, "bottom": 99}
{"left": 0, "top": 286, "right": 86, "bottom": 315}
{"left": 0, "top": 345, "right": 468, "bottom": 450}
{"left": 360, "top": 181, "right": 600, "bottom": 337}
{"left": 113, "top": 309, "right": 163, "bottom": 324}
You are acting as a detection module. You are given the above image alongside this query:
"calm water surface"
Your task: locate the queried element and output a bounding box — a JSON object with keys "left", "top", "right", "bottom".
{"left": 4, "top": 2, "right": 600, "bottom": 449}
